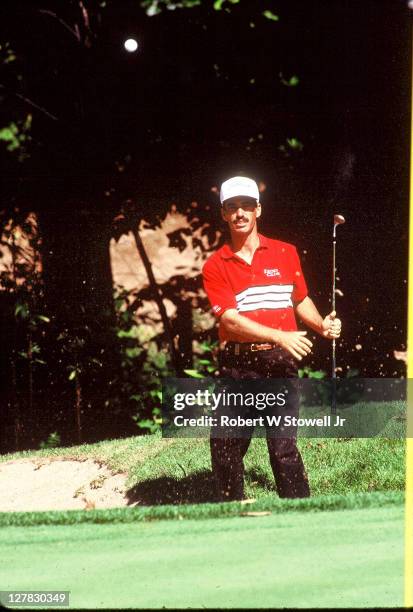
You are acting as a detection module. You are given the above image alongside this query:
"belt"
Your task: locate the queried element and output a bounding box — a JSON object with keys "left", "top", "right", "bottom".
{"left": 224, "top": 342, "right": 276, "bottom": 355}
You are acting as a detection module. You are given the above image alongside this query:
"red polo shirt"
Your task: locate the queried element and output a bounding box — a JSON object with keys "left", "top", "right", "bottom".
{"left": 202, "top": 233, "right": 308, "bottom": 342}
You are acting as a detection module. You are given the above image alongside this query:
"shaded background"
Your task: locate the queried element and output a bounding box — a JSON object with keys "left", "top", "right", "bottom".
{"left": 0, "top": 0, "right": 410, "bottom": 450}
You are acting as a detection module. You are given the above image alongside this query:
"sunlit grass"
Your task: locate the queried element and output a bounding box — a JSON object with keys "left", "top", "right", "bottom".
{"left": 1, "top": 429, "right": 404, "bottom": 505}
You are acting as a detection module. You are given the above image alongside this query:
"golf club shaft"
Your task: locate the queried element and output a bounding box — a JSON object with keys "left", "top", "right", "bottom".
{"left": 332, "top": 236, "right": 336, "bottom": 379}
{"left": 331, "top": 215, "right": 345, "bottom": 415}
{"left": 332, "top": 232, "right": 337, "bottom": 414}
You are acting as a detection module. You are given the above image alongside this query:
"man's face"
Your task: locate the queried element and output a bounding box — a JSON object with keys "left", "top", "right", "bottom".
{"left": 221, "top": 196, "right": 261, "bottom": 236}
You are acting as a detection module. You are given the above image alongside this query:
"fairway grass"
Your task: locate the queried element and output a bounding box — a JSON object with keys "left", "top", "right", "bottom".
{"left": 1, "top": 505, "right": 404, "bottom": 609}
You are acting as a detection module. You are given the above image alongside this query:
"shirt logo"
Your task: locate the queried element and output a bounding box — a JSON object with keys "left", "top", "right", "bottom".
{"left": 264, "top": 268, "right": 281, "bottom": 277}
{"left": 212, "top": 305, "right": 222, "bottom": 313}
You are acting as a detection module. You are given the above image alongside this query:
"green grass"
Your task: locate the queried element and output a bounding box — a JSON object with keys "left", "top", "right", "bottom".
{"left": 1, "top": 433, "right": 405, "bottom": 506}
{"left": 0, "top": 426, "right": 405, "bottom": 608}
{"left": 0, "top": 505, "right": 404, "bottom": 608}
{"left": 0, "top": 491, "right": 403, "bottom": 527}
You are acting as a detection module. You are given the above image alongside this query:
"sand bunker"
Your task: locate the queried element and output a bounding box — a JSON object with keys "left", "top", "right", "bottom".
{"left": 0, "top": 458, "right": 134, "bottom": 512}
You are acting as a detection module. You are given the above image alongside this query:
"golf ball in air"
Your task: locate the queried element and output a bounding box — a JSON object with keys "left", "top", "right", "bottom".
{"left": 124, "top": 38, "right": 138, "bottom": 52}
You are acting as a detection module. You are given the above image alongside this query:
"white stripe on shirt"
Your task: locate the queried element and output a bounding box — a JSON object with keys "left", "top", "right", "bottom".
{"left": 235, "top": 284, "right": 294, "bottom": 312}
{"left": 236, "top": 284, "right": 293, "bottom": 303}
{"left": 238, "top": 299, "right": 293, "bottom": 313}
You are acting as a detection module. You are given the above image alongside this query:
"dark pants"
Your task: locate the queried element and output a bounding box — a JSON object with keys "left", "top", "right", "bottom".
{"left": 210, "top": 345, "right": 310, "bottom": 501}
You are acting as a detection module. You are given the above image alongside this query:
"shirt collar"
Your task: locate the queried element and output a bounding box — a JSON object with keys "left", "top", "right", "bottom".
{"left": 220, "top": 233, "right": 269, "bottom": 260}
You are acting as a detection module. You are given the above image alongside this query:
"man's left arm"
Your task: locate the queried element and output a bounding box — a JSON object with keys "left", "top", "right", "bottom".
{"left": 295, "top": 296, "right": 342, "bottom": 339}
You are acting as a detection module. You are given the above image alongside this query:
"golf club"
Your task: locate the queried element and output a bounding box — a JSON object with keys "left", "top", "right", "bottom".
{"left": 332, "top": 214, "right": 345, "bottom": 414}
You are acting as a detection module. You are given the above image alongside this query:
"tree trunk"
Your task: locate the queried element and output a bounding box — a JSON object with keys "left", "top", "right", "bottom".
{"left": 131, "top": 226, "right": 181, "bottom": 374}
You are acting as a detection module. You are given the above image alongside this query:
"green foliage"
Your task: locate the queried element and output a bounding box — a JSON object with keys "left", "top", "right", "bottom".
{"left": 298, "top": 366, "right": 326, "bottom": 379}
{"left": 56, "top": 327, "right": 103, "bottom": 382}
{"left": 298, "top": 366, "right": 329, "bottom": 406}
{"left": 183, "top": 369, "right": 205, "bottom": 378}
{"left": 140, "top": 0, "right": 249, "bottom": 16}
{"left": 2, "top": 215, "right": 49, "bottom": 379}
{"left": 262, "top": 9, "right": 279, "bottom": 21}
{"left": 14, "top": 302, "right": 50, "bottom": 344}
{"left": 0, "top": 42, "right": 17, "bottom": 64}
{"left": 0, "top": 123, "right": 21, "bottom": 151}
{"left": 141, "top": 0, "right": 201, "bottom": 16}
{"left": 286, "top": 137, "right": 303, "bottom": 151}
{"left": 0, "top": 114, "right": 32, "bottom": 161}
{"left": 134, "top": 406, "right": 162, "bottom": 433}
{"left": 213, "top": 0, "right": 240, "bottom": 10}
{"left": 14, "top": 302, "right": 30, "bottom": 320}
{"left": 278, "top": 136, "right": 304, "bottom": 157}
{"left": 39, "top": 431, "right": 61, "bottom": 449}
{"left": 280, "top": 73, "right": 299, "bottom": 87}
{"left": 105, "top": 286, "right": 174, "bottom": 434}
{"left": 184, "top": 340, "right": 218, "bottom": 378}
{"left": 297, "top": 366, "right": 365, "bottom": 407}
{"left": 187, "top": 339, "right": 218, "bottom": 378}
{"left": 108, "top": 287, "right": 219, "bottom": 432}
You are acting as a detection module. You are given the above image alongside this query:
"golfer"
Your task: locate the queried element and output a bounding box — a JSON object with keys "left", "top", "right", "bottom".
{"left": 202, "top": 176, "right": 342, "bottom": 501}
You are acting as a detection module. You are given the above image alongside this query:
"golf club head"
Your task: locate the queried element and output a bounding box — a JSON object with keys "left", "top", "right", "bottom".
{"left": 334, "top": 214, "right": 346, "bottom": 226}
{"left": 333, "top": 214, "right": 345, "bottom": 237}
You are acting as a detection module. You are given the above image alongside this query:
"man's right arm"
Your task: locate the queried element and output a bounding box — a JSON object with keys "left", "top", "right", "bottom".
{"left": 221, "top": 309, "right": 312, "bottom": 361}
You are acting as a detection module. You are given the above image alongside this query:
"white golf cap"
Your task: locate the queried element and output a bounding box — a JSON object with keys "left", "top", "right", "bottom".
{"left": 220, "top": 176, "right": 259, "bottom": 204}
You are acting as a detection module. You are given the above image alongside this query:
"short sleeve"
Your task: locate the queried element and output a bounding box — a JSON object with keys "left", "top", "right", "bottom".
{"left": 202, "top": 258, "right": 237, "bottom": 317}
{"left": 291, "top": 247, "right": 308, "bottom": 304}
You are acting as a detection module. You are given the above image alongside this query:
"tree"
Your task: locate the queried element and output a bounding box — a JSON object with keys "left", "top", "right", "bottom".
{"left": 0, "top": 0, "right": 308, "bottom": 449}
